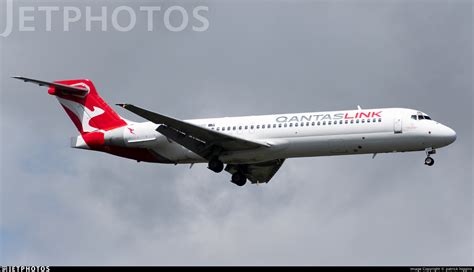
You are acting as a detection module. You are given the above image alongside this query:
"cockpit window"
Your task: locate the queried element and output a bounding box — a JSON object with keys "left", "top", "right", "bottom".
{"left": 413, "top": 113, "right": 433, "bottom": 121}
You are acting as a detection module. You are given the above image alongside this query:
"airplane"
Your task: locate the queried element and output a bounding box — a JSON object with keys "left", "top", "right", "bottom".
{"left": 13, "top": 77, "right": 457, "bottom": 186}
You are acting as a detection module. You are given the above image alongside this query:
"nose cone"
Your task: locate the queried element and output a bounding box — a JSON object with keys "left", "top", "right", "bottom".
{"left": 434, "top": 125, "right": 456, "bottom": 146}
{"left": 444, "top": 126, "right": 457, "bottom": 145}
{"left": 428, "top": 124, "right": 456, "bottom": 148}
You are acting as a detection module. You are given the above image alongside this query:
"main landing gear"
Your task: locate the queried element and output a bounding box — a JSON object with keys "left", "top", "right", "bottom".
{"left": 231, "top": 172, "right": 247, "bottom": 187}
{"left": 424, "top": 148, "right": 436, "bottom": 166}
{"left": 208, "top": 159, "right": 224, "bottom": 173}
{"left": 208, "top": 159, "right": 248, "bottom": 186}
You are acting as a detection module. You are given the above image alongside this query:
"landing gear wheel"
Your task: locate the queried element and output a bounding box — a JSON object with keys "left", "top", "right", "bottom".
{"left": 425, "top": 157, "right": 435, "bottom": 166}
{"left": 231, "top": 172, "right": 247, "bottom": 187}
{"left": 208, "top": 159, "right": 224, "bottom": 173}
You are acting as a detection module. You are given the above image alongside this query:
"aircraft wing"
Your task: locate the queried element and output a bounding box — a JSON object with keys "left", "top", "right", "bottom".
{"left": 117, "top": 104, "right": 269, "bottom": 160}
{"left": 225, "top": 159, "right": 285, "bottom": 184}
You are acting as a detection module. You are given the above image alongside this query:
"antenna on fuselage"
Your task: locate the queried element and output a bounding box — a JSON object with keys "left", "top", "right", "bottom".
{"left": 357, "top": 105, "right": 362, "bottom": 110}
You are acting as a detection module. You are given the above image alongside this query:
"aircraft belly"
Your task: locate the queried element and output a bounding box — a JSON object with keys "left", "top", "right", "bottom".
{"left": 282, "top": 132, "right": 425, "bottom": 158}
{"left": 149, "top": 137, "right": 206, "bottom": 163}
{"left": 218, "top": 139, "right": 290, "bottom": 164}
{"left": 138, "top": 131, "right": 428, "bottom": 164}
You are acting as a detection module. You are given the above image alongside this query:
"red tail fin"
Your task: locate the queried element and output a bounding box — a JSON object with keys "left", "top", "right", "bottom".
{"left": 49, "top": 79, "right": 127, "bottom": 134}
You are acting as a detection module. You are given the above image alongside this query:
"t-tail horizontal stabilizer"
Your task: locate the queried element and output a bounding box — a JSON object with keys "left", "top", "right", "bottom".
{"left": 12, "top": 76, "right": 89, "bottom": 96}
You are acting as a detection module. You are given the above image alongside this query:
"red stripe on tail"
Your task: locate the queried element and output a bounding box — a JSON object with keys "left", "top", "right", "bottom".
{"left": 49, "top": 79, "right": 127, "bottom": 134}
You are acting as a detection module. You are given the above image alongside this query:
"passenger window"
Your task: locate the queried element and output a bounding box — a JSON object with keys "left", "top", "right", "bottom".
{"left": 328, "top": 121, "right": 332, "bottom": 125}
{"left": 367, "top": 119, "right": 371, "bottom": 123}
{"left": 284, "top": 123, "right": 288, "bottom": 128}
{"left": 262, "top": 125, "right": 265, "bottom": 129}
{"left": 345, "top": 120, "right": 348, "bottom": 124}
{"left": 317, "top": 122, "right": 321, "bottom": 126}
{"left": 233, "top": 127, "right": 236, "bottom": 130}
{"left": 251, "top": 125, "right": 254, "bottom": 129}
{"left": 239, "top": 126, "right": 242, "bottom": 130}
{"left": 257, "top": 125, "right": 260, "bottom": 129}
{"left": 289, "top": 123, "right": 293, "bottom": 127}
{"left": 312, "top": 122, "right": 315, "bottom": 126}
{"left": 323, "top": 121, "right": 326, "bottom": 125}
{"left": 356, "top": 120, "right": 360, "bottom": 124}
{"left": 273, "top": 124, "right": 277, "bottom": 128}
{"left": 339, "top": 120, "right": 343, "bottom": 124}
{"left": 278, "top": 124, "right": 282, "bottom": 128}
{"left": 378, "top": 118, "right": 382, "bottom": 122}
{"left": 245, "top": 126, "right": 248, "bottom": 130}
{"left": 373, "top": 118, "right": 377, "bottom": 122}
{"left": 217, "top": 128, "right": 220, "bottom": 131}
{"left": 361, "top": 119, "right": 365, "bottom": 123}
{"left": 295, "top": 123, "right": 298, "bottom": 127}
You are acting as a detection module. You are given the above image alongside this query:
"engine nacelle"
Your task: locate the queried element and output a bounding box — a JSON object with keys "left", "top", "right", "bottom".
{"left": 104, "top": 126, "right": 127, "bottom": 147}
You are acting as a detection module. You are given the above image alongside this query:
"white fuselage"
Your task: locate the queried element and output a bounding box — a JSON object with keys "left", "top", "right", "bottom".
{"left": 96, "top": 108, "right": 456, "bottom": 164}
{"left": 16, "top": 76, "right": 457, "bottom": 185}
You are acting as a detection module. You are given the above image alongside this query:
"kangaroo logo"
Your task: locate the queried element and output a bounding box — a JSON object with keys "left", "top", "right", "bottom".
{"left": 57, "top": 97, "right": 105, "bottom": 133}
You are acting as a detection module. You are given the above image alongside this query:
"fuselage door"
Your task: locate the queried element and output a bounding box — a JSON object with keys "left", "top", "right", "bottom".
{"left": 394, "top": 116, "right": 403, "bottom": 134}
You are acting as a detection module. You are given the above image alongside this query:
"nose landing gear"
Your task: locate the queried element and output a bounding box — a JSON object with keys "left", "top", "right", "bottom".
{"left": 424, "top": 156, "right": 435, "bottom": 166}
{"left": 424, "top": 148, "right": 436, "bottom": 166}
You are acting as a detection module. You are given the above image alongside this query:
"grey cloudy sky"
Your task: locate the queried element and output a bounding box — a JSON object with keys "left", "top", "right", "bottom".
{"left": 0, "top": 0, "right": 472, "bottom": 265}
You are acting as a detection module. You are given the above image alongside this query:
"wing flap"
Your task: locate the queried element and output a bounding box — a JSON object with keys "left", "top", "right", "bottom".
{"left": 226, "top": 159, "right": 285, "bottom": 184}
{"left": 157, "top": 125, "right": 213, "bottom": 160}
